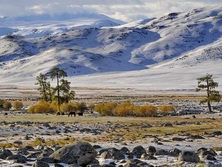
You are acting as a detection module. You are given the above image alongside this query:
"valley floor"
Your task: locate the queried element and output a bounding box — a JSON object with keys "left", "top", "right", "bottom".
{"left": 0, "top": 87, "right": 222, "bottom": 166}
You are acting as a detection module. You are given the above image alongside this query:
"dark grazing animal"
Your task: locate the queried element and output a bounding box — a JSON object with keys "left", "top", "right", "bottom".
{"left": 77, "top": 112, "right": 83, "bottom": 116}
{"left": 68, "top": 112, "right": 76, "bottom": 117}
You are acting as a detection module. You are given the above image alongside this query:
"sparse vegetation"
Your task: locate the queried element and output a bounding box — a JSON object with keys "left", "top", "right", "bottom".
{"left": 12, "top": 101, "right": 23, "bottom": 111}
{"left": 134, "top": 105, "right": 158, "bottom": 117}
{"left": 28, "top": 100, "right": 54, "bottom": 114}
{"left": 94, "top": 102, "right": 175, "bottom": 117}
{"left": 95, "top": 102, "right": 117, "bottom": 116}
{"left": 28, "top": 101, "right": 88, "bottom": 114}
{"left": 158, "top": 104, "right": 176, "bottom": 115}
{"left": 2, "top": 100, "right": 12, "bottom": 111}
{"left": 0, "top": 99, "right": 4, "bottom": 109}
{"left": 61, "top": 102, "right": 77, "bottom": 113}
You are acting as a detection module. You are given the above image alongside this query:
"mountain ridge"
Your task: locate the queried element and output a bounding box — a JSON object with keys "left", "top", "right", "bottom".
{"left": 0, "top": 6, "right": 222, "bottom": 90}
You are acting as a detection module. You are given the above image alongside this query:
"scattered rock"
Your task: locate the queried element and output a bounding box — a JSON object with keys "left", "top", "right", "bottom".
{"left": 197, "top": 147, "right": 217, "bottom": 160}
{"left": 6, "top": 154, "right": 27, "bottom": 163}
{"left": 172, "top": 137, "right": 185, "bottom": 141}
{"left": 0, "top": 148, "right": 13, "bottom": 159}
{"left": 93, "top": 145, "right": 102, "bottom": 149}
{"left": 141, "top": 153, "right": 157, "bottom": 160}
{"left": 124, "top": 159, "right": 150, "bottom": 167}
{"left": 162, "top": 122, "right": 173, "bottom": 127}
{"left": 155, "top": 149, "right": 170, "bottom": 156}
{"left": 49, "top": 142, "right": 97, "bottom": 166}
{"left": 32, "top": 160, "right": 50, "bottom": 167}
{"left": 188, "top": 135, "right": 204, "bottom": 140}
{"left": 38, "top": 157, "right": 57, "bottom": 163}
{"left": 120, "top": 147, "right": 130, "bottom": 154}
{"left": 205, "top": 154, "right": 217, "bottom": 161}
{"left": 100, "top": 148, "right": 125, "bottom": 160}
{"left": 147, "top": 146, "right": 156, "bottom": 156}
{"left": 38, "top": 147, "right": 54, "bottom": 158}
{"left": 212, "top": 131, "right": 222, "bottom": 136}
{"left": 169, "top": 148, "right": 182, "bottom": 157}
{"left": 178, "top": 151, "right": 200, "bottom": 163}
{"left": 20, "top": 145, "right": 35, "bottom": 151}
{"left": 132, "top": 145, "right": 146, "bottom": 158}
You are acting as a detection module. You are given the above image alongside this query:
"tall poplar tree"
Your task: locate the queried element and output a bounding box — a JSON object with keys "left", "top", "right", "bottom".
{"left": 50, "top": 67, "right": 67, "bottom": 112}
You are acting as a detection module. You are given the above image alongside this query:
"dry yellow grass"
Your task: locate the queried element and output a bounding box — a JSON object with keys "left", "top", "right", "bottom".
{"left": 0, "top": 113, "right": 221, "bottom": 148}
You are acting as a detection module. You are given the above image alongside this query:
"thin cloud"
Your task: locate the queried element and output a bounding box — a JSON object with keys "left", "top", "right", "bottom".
{"left": 0, "top": 0, "right": 221, "bottom": 22}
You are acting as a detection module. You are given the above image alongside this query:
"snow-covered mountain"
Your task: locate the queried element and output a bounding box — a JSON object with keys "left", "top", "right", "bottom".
{"left": 0, "top": 7, "right": 222, "bottom": 90}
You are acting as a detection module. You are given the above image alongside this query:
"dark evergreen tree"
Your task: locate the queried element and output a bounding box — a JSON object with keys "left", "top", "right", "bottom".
{"left": 196, "top": 74, "right": 221, "bottom": 112}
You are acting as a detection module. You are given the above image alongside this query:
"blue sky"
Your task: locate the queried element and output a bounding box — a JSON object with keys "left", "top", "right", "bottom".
{"left": 0, "top": 0, "right": 221, "bottom": 22}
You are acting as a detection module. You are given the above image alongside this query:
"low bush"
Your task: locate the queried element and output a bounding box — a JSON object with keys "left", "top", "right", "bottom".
{"left": 134, "top": 105, "right": 158, "bottom": 117}
{"left": 95, "top": 102, "right": 158, "bottom": 117}
{"left": 50, "top": 100, "right": 59, "bottom": 113}
{"left": 0, "top": 99, "right": 4, "bottom": 108}
{"left": 88, "top": 103, "right": 95, "bottom": 113}
{"left": 159, "top": 104, "right": 176, "bottom": 115}
{"left": 115, "top": 102, "right": 134, "bottom": 116}
{"left": 13, "top": 101, "right": 23, "bottom": 111}
{"left": 28, "top": 101, "right": 54, "bottom": 114}
{"left": 3, "top": 100, "right": 12, "bottom": 111}
{"left": 76, "top": 102, "right": 87, "bottom": 113}
{"left": 61, "top": 102, "right": 77, "bottom": 113}
{"left": 95, "top": 102, "right": 117, "bottom": 116}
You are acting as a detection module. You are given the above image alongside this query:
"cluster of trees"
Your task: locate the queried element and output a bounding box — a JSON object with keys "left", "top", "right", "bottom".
{"left": 0, "top": 100, "right": 23, "bottom": 111}
{"left": 94, "top": 102, "right": 175, "bottom": 117}
{"left": 24, "top": 72, "right": 222, "bottom": 115}
{"left": 36, "top": 67, "right": 75, "bottom": 113}
{"left": 196, "top": 74, "right": 221, "bottom": 112}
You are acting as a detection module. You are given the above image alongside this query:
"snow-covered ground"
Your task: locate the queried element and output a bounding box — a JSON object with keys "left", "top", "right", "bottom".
{"left": 0, "top": 6, "right": 222, "bottom": 91}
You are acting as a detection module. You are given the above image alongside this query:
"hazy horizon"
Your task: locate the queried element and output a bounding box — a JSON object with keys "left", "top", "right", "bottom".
{"left": 0, "top": 0, "right": 221, "bottom": 22}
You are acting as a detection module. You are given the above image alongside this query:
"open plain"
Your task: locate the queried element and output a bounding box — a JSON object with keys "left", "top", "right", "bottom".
{"left": 0, "top": 87, "right": 222, "bottom": 166}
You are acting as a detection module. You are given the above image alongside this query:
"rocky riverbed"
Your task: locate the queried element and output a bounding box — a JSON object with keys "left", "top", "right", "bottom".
{"left": 0, "top": 113, "right": 222, "bottom": 166}
{"left": 0, "top": 141, "right": 222, "bottom": 167}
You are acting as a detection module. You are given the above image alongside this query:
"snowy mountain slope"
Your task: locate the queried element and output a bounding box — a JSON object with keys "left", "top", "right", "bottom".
{"left": 0, "top": 6, "right": 222, "bottom": 90}
{"left": 0, "top": 26, "right": 160, "bottom": 77}
{"left": 0, "top": 13, "right": 122, "bottom": 38}
{"left": 130, "top": 6, "right": 222, "bottom": 65}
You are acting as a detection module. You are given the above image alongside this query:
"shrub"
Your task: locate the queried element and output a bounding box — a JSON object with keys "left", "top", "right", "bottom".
{"left": 115, "top": 102, "right": 134, "bottom": 116}
{"left": 50, "top": 100, "right": 59, "bottom": 113}
{"left": 76, "top": 102, "right": 87, "bottom": 113}
{"left": 13, "top": 101, "right": 23, "bottom": 111}
{"left": 0, "top": 99, "right": 4, "bottom": 108}
{"left": 159, "top": 104, "right": 176, "bottom": 115}
{"left": 61, "top": 102, "right": 77, "bottom": 113}
{"left": 88, "top": 103, "right": 95, "bottom": 113}
{"left": 134, "top": 105, "right": 158, "bottom": 117}
{"left": 95, "top": 102, "right": 117, "bottom": 116}
{"left": 3, "top": 100, "right": 12, "bottom": 111}
{"left": 28, "top": 105, "right": 36, "bottom": 113}
{"left": 28, "top": 101, "right": 54, "bottom": 114}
